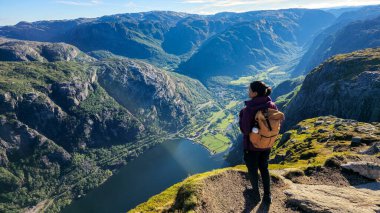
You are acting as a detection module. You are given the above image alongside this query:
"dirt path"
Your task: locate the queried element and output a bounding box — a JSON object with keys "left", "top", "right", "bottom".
{"left": 194, "top": 170, "right": 297, "bottom": 213}
{"left": 185, "top": 165, "right": 380, "bottom": 213}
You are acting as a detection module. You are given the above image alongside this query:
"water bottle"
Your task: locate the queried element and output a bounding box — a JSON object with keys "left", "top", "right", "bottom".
{"left": 252, "top": 122, "right": 259, "bottom": 133}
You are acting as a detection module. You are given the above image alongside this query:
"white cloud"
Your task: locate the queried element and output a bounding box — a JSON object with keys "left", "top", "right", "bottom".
{"left": 181, "top": 0, "right": 380, "bottom": 13}
{"left": 56, "top": 0, "right": 102, "bottom": 6}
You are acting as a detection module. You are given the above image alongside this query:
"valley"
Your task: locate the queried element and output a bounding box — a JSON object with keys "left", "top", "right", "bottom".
{"left": 0, "top": 4, "right": 380, "bottom": 213}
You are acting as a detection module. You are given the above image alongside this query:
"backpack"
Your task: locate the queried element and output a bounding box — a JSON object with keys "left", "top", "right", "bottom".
{"left": 249, "top": 108, "right": 285, "bottom": 149}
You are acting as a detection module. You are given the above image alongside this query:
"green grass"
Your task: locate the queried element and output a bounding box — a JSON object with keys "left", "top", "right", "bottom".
{"left": 129, "top": 166, "right": 246, "bottom": 213}
{"left": 269, "top": 116, "right": 379, "bottom": 170}
{"left": 228, "top": 66, "right": 288, "bottom": 87}
{"left": 186, "top": 100, "right": 240, "bottom": 153}
{"left": 200, "top": 133, "right": 231, "bottom": 153}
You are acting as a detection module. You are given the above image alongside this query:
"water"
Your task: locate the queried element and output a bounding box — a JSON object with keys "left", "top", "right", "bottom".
{"left": 62, "top": 138, "right": 230, "bottom": 213}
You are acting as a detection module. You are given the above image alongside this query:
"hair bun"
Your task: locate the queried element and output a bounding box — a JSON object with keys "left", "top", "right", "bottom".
{"left": 265, "top": 86, "right": 272, "bottom": 96}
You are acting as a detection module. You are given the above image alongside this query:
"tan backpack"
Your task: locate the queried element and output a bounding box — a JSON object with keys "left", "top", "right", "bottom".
{"left": 249, "top": 108, "right": 285, "bottom": 149}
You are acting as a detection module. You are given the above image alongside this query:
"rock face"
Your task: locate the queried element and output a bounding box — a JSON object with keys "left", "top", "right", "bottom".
{"left": 97, "top": 59, "right": 213, "bottom": 130}
{"left": 285, "top": 183, "right": 380, "bottom": 213}
{"left": 0, "top": 38, "right": 94, "bottom": 62}
{"left": 360, "top": 142, "right": 380, "bottom": 155}
{"left": 341, "top": 161, "right": 380, "bottom": 180}
{"left": 284, "top": 48, "right": 380, "bottom": 130}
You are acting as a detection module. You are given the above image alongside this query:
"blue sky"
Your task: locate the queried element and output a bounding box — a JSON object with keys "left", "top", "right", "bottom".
{"left": 1, "top": 0, "right": 380, "bottom": 25}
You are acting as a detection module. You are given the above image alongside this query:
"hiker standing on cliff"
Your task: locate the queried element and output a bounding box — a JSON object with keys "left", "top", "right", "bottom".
{"left": 239, "top": 81, "right": 284, "bottom": 204}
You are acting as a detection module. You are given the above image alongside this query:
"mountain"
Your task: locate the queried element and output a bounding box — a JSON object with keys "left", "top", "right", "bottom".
{"left": 284, "top": 48, "right": 380, "bottom": 130}
{"left": 0, "top": 10, "right": 335, "bottom": 76}
{"left": 271, "top": 76, "right": 304, "bottom": 110}
{"left": 0, "top": 37, "right": 94, "bottom": 62}
{"left": 131, "top": 116, "right": 380, "bottom": 212}
{"left": 96, "top": 59, "right": 214, "bottom": 131}
{"left": 271, "top": 76, "right": 304, "bottom": 100}
{"left": 178, "top": 9, "right": 334, "bottom": 82}
{"left": 0, "top": 39, "right": 216, "bottom": 212}
{"left": 0, "top": 11, "right": 190, "bottom": 68}
{"left": 293, "top": 5, "right": 380, "bottom": 76}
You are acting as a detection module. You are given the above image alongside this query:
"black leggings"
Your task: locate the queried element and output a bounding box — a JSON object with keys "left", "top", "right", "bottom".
{"left": 243, "top": 149, "right": 271, "bottom": 196}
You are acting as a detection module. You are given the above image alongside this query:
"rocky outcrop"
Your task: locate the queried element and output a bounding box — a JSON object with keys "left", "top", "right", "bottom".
{"left": 0, "top": 115, "right": 71, "bottom": 164}
{"left": 284, "top": 48, "right": 380, "bottom": 130}
{"left": 97, "top": 59, "right": 213, "bottom": 131}
{"left": 285, "top": 183, "right": 380, "bottom": 213}
{"left": 0, "top": 38, "right": 94, "bottom": 62}
{"left": 51, "top": 81, "right": 94, "bottom": 108}
{"left": 341, "top": 161, "right": 380, "bottom": 180}
{"left": 360, "top": 142, "right": 380, "bottom": 155}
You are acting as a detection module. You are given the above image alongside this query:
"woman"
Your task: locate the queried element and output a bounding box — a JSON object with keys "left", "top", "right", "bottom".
{"left": 238, "top": 81, "right": 278, "bottom": 204}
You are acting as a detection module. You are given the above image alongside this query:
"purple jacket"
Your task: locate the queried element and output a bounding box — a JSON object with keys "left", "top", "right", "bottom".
{"left": 238, "top": 96, "right": 278, "bottom": 151}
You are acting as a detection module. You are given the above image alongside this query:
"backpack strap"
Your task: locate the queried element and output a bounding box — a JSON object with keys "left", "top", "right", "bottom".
{"left": 263, "top": 108, "right": 273, "bottom": 131}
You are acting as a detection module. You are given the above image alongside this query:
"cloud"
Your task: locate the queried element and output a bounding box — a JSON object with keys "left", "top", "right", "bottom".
{"left": 181, "top": 0, "right": 380, "bottom": 14}
{"left": 55, "top": 0, "right": 102, "bottom": 6}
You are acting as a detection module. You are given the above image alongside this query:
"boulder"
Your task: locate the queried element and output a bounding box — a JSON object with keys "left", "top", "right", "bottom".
{"left": 351, "top": 136, "right": 362, "bottom": 146}
{"left": 341, "top": 161, "right": 380, "bottom": 180}
{"left": 285, "top": 183, "right": 380, "bottom": 213}
{"left": 360, "top": 142, "right": 380, "bottom": 155}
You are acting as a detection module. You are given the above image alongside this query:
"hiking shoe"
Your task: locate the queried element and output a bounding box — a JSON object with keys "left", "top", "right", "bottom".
{"left": 249, "top": 189, "right": 261, "bottom": 203}
{"left": 263, "top": 194, "right": 272, "bottom": 204}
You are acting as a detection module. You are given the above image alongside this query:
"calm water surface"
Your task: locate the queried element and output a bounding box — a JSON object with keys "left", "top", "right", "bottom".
{"left": 62, "top": 138, "right": 230, "bottom": 213}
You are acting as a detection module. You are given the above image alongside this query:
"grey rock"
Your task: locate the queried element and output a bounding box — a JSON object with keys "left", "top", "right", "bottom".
{"left": 0, "top": 37, "right": 95, "bottom": 62}
{"left": 341, "top": 161, "right": 380, "bottom": 180}
{"left": 351, "top": 136, "right": 362, "bottom": 146}
{"left": 314, "top": 120, "right": 324, "bottom": 126}
{"left": 285, "top": 183, "right": 380, "bottom": 213}
{"left": 317, "top": 128, "right": 329, "bottom": 133}
{"left": 360, "top": 142, "right": 380, "bottom": 155}
{"left": 52, "top": 81, "right": 93, "bottom": 108}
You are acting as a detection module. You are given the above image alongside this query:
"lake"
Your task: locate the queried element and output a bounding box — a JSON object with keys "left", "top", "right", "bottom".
{"left": 62, "top": 138, "right": 231, "bottom": 213}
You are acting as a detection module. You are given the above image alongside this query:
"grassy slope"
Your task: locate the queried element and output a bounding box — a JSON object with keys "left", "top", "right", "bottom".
{"left": 130, "top": 115, "right": 380, "bottom": 212}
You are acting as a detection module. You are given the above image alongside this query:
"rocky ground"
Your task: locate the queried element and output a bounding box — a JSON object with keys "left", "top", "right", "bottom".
{"left": 186, "top": 155, "right": 379, "bottom": 213}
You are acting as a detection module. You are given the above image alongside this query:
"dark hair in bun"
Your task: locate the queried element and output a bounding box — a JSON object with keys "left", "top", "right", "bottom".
{"left": 249, "top": 81, "right": 272, "bottom": 97}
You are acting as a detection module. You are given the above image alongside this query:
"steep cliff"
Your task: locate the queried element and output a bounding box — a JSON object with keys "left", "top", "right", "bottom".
{"left": 284, "top": 48, "right": 380, "bottom": 130}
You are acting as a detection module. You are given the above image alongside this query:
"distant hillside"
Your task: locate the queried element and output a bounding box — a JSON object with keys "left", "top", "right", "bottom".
{"left": 293, "top": 5, "right": 380, "bottom": 76}
{"left": 0, "top": 37, "right": 94, "bottom": 62}
{"left": 178, "top": 9, "right": 334, "bottom": 81}
{"left": 272, "top": 76, "right": 304, "bottom": 110}
{"left": 284, "top": 48, "right": 380, "bottom": 130}
{"left": 0, "top": 9, "right": 334, "bottom": 75}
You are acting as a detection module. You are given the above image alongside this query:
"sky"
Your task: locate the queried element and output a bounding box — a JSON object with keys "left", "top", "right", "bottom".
{"left": 1, "top": 0, "right": 380, "bottom": 25}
